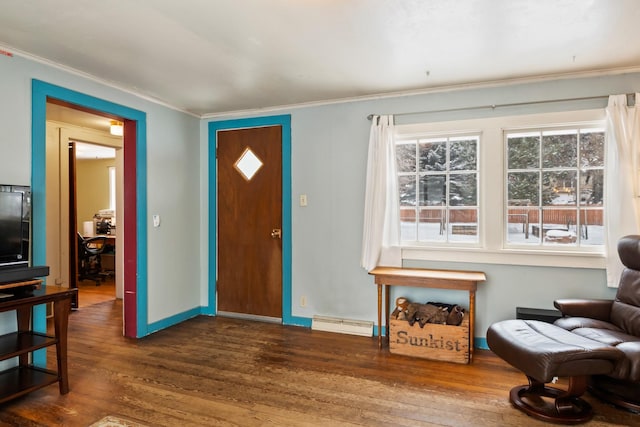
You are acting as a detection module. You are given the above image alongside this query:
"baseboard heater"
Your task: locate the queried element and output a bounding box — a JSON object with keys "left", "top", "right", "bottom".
{"left": 311, "top": 315, "right": 373, "bottom": 337}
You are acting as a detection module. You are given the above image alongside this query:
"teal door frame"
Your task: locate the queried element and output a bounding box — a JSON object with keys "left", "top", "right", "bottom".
{"left": 208, "top": 115, "right": 306, "bottom": 326}
{"left": 31, "top": 79, "right": 149, "bottom": 338}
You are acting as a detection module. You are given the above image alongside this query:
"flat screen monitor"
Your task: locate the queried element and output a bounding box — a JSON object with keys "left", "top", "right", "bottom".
{"left": 0, "top": 190, "right": 27, "bottom": 267}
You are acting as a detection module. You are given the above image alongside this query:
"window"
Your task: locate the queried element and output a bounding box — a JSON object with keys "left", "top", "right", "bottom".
{"left": 109, "top": 166, "right": 116, "bottom": 211}
{"left": 394, "top": 109, "right": 606, "bottom": 268}
{"left": 506, "top": 127, "right": 605, "bottom": 247}
{"left": 396, "top": 134, "right": 479, "bottom": 243}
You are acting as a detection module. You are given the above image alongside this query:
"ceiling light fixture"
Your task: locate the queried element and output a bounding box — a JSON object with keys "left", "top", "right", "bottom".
{"left": 110, "top": 120, "right": 123, "bottom": 136}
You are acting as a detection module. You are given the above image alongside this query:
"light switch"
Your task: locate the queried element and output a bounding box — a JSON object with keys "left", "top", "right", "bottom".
{"left": 152, "top": 214, "right": 161, "bottom": 227}
{"left": 299, "top": 194, "right": 308, "bottom": 207}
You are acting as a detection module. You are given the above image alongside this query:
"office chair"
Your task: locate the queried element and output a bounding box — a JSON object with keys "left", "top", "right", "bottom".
{"left": 77, "top": 232, "right": 107, "bottom": 286}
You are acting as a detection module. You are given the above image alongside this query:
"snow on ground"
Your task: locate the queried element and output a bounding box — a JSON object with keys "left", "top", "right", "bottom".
{"left": 401, "top": 222, "right": 603, "bottom": 246}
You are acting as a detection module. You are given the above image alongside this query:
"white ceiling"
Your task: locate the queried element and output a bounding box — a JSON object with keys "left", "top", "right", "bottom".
{"left": 46, "top": 103, "right": 117, "bottom": 159}
{"left": 2, "top": 1, "right": 640, "bottom": 117}
{"left": 46, "top": 103, "right": 111, "bottom": 132}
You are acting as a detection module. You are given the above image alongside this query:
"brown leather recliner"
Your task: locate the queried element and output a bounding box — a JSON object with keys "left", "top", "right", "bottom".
{"left": 554, "top": 234, "right": 640, "bottom": 412}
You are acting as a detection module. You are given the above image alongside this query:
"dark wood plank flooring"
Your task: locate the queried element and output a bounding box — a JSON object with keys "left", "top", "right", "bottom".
{"left": 0, "top": 288, "right": 637, "bottom": 426}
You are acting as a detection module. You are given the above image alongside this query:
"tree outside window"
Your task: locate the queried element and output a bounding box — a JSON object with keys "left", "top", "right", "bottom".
{"left": 506, "top": 128, "right": 604, "bottom": 246}
{"left": 396, "top": 135, "right": 479, "bottom": 243}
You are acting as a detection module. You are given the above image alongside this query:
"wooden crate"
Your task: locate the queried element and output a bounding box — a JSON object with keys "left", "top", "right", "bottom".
{"left": 389, "top": 315, "right": 470, "bottom": 364}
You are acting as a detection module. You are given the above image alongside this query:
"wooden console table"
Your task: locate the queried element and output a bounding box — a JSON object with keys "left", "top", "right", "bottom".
{"left": 369, "top": 267, "right": 486, "bottom": 360}
{"left": 0, "top": 285, "right": 77, "bottom": 403}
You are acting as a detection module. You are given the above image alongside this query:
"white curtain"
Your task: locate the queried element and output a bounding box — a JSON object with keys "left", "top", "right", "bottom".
{"left": 361, "top": 115, "right": 401, "bottom": 271}
{"left": 605, "top": 93, "right": 640, "bottom": 287}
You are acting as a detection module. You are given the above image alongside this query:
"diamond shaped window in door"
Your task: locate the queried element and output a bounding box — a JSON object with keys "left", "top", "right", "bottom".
{"left": 234, "top": 147, "right": 263, "bottom": 181}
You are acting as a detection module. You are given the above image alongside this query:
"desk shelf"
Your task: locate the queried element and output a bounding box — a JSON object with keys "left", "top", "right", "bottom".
{"left": 0, "top": 366, "right": 59, "bottom": 404}
{"left": 0, "top": 283, "right": 76, "bottom": 404}
{"left": 0, "top": 331, "right": 57, "bottom": 360}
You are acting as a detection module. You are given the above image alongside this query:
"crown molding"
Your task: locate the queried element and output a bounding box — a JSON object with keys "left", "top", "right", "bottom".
{"left": 3, "top": 42, "right": 638, "bottom": 120}
{"left": 202, "top": 66, "right": 640, "bottom": 119}
{"left": 0, "top": 42, "right": 199, "bottom": 118}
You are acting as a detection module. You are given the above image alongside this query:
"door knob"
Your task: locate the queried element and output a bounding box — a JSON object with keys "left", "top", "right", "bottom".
{"left": 271, "top": 228, "right": 282, "bottom": 239}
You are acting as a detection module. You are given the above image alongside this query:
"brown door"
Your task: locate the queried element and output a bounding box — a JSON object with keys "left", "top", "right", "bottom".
{"left": 217, "top": 126, "right": 283, "bottom": 319}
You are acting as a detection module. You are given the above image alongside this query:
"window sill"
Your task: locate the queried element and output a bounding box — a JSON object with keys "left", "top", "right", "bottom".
{"left": 402, "top": 246, "right": 605, "bottom": 269}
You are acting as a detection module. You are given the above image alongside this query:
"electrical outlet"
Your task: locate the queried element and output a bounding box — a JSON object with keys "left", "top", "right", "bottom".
{"left": 300, "top": 296, "right": 307, "bottom": 307}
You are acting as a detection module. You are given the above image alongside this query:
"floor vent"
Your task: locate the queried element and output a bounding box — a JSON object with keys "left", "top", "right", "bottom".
{"left": 311, "top": 315, "right": 373, "bottom": 337}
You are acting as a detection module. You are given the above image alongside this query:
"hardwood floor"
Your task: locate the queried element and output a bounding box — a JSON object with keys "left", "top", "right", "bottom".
{"left": 0, "top": 296, "right": 637, "bottom": 426}
{"left": 76, "top": 277, "right": 116, "bottom": 308}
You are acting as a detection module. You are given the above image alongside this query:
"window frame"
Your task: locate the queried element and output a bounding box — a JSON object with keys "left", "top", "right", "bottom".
{"left": 395, "top": 132, "right": 481, "bottom": 246}
{"left": 504, "top": 125, "right": 605, "bottom": 250}
{"left": 395, "top": 109, "right": 607, "bottom": 269}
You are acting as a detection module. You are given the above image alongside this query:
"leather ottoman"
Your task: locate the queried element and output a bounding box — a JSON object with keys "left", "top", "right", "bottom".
{"left": 487, "top": 319, "right": 623, "bottom": 424}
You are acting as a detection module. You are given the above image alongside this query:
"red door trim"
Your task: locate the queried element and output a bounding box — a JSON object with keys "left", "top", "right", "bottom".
{"left": 123, "top": 119, "right": 137, "bottom": 337}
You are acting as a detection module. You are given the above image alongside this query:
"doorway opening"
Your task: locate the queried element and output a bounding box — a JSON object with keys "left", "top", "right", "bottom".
{"left": 45, "top": 100, "right": 123, "bottom": 312}
{"left": 71, "top": 140, "right": 120, "bottom": 308}
{"left": 46, "top": 103, "right": 124, "bottom": 311}
{"left": 32, "top": 79, "right": 148, "bottom": 338}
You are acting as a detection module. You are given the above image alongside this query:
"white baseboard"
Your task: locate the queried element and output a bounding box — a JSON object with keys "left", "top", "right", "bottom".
{"left": 311, "top": 315, "right": 373, "bottom": 337}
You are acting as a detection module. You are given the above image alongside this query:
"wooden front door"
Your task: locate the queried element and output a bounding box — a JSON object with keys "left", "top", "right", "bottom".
{"left": 217, "top": 126, "right": 283, "bottom": 319}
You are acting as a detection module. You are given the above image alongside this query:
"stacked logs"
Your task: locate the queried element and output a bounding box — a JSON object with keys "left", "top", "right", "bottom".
{"left": 391, "top": 297, "right": 465, "bottom": 328}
